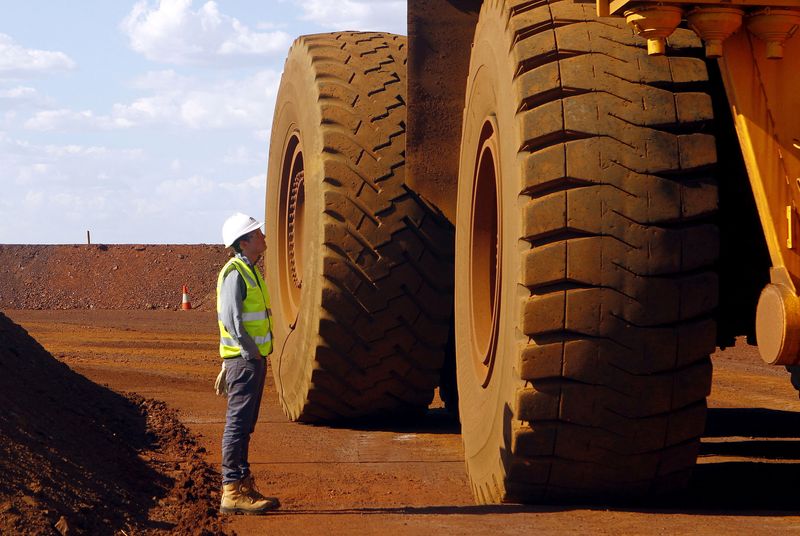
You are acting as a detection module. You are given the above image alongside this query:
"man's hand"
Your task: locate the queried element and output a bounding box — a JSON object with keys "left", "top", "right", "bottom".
{"left": 242, "top": 337, "right": 261, "bottom": 361}
{"left": 214, "top": 362, "right": 228, "bottom": 396}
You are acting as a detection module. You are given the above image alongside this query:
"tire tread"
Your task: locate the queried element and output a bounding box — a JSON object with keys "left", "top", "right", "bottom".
{"left": 289, "top": 32, "right": 453, "bottom": 421}
{"left": 465, "top": 0, "right": 717, "bottom": 503}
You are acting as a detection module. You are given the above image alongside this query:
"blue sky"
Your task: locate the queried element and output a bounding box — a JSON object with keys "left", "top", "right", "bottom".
{"left": 0, "top": 0, "right": 405, "bottom": 243}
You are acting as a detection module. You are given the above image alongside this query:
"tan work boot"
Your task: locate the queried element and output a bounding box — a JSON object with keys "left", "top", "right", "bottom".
{"left": 240, "top": 474, "right": 280, "bottom": 507}
{"left": 220, "top": 480, "right": 280, "bottom": 515}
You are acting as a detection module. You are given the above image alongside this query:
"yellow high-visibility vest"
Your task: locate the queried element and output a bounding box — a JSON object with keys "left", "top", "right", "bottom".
{"left": 216, "top": 257, "right": 273, "bottom": 358}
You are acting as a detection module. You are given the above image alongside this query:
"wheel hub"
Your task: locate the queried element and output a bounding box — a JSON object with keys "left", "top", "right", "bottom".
{"left": 279, "top": 134, "right": 306, "bottom": 322}
{"left": 468, "top": 120, "right": 502, "bottom": 388}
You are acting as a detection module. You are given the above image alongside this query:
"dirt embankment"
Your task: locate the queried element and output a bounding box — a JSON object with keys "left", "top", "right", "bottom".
{"left": 0, "top": 245, "right": 232, "bottom": 534}
{"left": 0, "top": 245, "right": 230, "bottom": 310}
{"left": 0, "top": 311, "right": 224, "bottom": 535}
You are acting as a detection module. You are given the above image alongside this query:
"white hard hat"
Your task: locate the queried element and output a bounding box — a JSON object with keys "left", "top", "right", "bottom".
{"left": 222, "top": 212, "right": 263, "bottom": 247}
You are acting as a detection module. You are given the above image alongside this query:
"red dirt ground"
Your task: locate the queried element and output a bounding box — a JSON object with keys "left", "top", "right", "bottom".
{"left": 3, "top": 245, "right": 800, "bottom": 535}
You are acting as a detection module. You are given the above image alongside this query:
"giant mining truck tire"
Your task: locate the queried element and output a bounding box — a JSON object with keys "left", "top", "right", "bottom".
{"left": 265, "top": 32, "right": 453, "bottom": 422}
{"left": 455, "top": 0, "right": 719, "bottom": 503}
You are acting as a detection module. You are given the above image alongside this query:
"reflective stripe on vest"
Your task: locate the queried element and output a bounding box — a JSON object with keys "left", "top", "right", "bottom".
{"left": 220, "top": 333, "right": 273, "bottom": 347}
{"left": 216, "top": 256, "right": 273, "bottom": 358}
{"left": 218, "top": 310, "right": 272, "bottom": 322}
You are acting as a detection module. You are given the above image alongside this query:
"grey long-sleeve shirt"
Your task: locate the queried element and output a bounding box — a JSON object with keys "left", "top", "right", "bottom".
{"left": 219, "top": 252, "right": 262, "bottom": 360}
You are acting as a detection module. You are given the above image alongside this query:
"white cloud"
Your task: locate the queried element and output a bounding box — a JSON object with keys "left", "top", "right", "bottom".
{"left": 121, "top": 0, "right": 292, "bottom": 65}
{"left": 219, "top": 19, "right": 291, "bottom": 56}
{"left": 0, "top": 86, "right": 37, "bottom": 99}
{"left": 16, "top": 163, "right": 51, "bottom": 185}
{"left": 294, "top": 0, "right": 406, "bottom": 33}
{"left": 117, "top": 68, "right": 280, "bottom": 129}
{"left": 23, "top": 109, "right": 136, "bottom": 131}
{"left": 42, "top": 144, "right": 142, "bottom": 159}
{"left": 1, "top": 135, "right": 139, "bottom": 160}
{"left": 256, "top": 21, "right": 287, "bottom": 31}
{"left": 24, "top": 69, "right": 280, "bottom": 131}
{"left": 0, "top": 133, "right": 153, "bottom": 242}
{"left": 0, "top": 147, "right": 267, "bottom": 243}
{"left": 0, "top": 33, "right": 76, "bottom": 77}
{"left": 152, "top": 173, "right": 262, "bottom": 203}
{"left": 223, "top": 146, "right": 260, "bottom": 165}
{"left": 23, "top": 189, "right": 44, "bottom": 205}
{"left": 14, "top": 189, "right": 111, "bottom": 231}
{"left": 0, "top": 134, "right": 144, "bottom": 189}
{"left": 0, "top": 85, "right": 54, "bottom": 114}
{"left": 23, "top": 109, "right": 71, "bottom": 130}
{"left": 220, "top": 174, "right": 263, "bottom": 192}
{"left": 156, "top": 174, "right": 215, "bottom": 197}
{"left": 128, "top": 172, "right": 265, "bottom": 240}
{"left": 52, "top": 191, "right": 108, "bottom": 211}
{"left": 131, "top": 69, "right": 190, "bottom": 91}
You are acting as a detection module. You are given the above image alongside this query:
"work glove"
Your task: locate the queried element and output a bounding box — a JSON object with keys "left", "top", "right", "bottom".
{"left": 214, "top": 361, "right": 228, "bottom": 397}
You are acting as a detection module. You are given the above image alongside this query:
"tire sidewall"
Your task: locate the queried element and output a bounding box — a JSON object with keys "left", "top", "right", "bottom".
{"left": 265, "top": 40, "right": 325, "bottom": 420}
{"left": 455, "top": 4, "right": 526, "bottom": 500}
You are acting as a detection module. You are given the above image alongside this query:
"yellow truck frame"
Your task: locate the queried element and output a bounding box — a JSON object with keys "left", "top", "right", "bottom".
{"left": 599, "top": 0, "right": 800, "bottom": 367}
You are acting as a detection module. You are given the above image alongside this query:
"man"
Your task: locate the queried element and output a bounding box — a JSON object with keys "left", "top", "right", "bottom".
{"left": 216, "top": 212, "right": 279, "bottom": 515}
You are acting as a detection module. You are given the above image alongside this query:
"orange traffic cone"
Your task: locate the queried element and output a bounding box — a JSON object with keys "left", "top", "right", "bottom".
{"left": 181, "top": 285, "right": 192, "bottom": 310}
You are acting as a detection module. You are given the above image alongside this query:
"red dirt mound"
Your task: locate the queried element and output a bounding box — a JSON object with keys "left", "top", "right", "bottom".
{"left": 0, "top": 312, "right": 226, "bottom": 535}
{"left": 0, "top": 245, "right": 230, "bottom": 310}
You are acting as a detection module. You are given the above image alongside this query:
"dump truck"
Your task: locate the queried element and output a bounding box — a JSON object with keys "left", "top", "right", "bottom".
{"left": 262, "top": 0, "right": 800, "bottom": 504}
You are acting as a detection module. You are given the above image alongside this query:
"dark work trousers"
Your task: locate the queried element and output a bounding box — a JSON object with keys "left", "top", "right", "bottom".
{"left": 221, "top": 355, "right": 267, "bottom": 484}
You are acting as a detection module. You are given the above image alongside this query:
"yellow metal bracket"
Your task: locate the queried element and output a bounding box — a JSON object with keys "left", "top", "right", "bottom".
{"left": 598, "top": 0, "right": 800, "bottom": 58}
{"left": 598, "top": 0, "right": 800, "bottom": 17}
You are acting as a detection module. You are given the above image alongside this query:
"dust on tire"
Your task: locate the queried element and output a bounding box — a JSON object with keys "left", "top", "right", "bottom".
{"left": 265, "top": 32, "right": 454, "bottom": 422}
{"left": 455, "top": 0, "right": 718, "bottom": 503}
